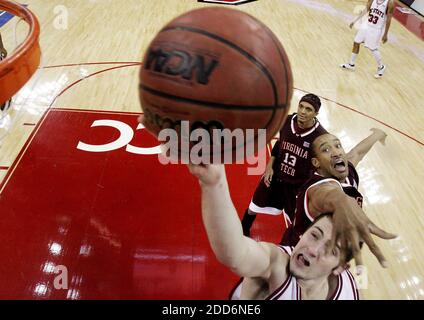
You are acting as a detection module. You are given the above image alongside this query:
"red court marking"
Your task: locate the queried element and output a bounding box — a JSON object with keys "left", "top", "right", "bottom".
{"left": 0, "top": 108, "right": 283, "bottom": 299}
{"left": 42, "top": 62, "right": 142, "bottom": 69}
{"left": 294, "top": 87, "right": 424, "bottom": 147}
{"left": 50, "top": 107, "right": 141, "bottom": 116}
{"left": 49, "top": 63, "right": 141, "bottom": 107}
{"left": 0, "top": 166, "right": 9, "bottom": 170}
{"left": 0, "top": 108, "right": 50, "bottom": 194}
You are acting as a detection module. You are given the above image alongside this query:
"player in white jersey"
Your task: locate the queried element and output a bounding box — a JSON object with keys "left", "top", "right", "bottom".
{"left": 340, "top": 0, "right": 394, "bottom": 78}
{"left": 187, "top": 159, "right": 395, "bottom": 300}
{"left": 230, "top": 214, "right": 360, "bottom": 300}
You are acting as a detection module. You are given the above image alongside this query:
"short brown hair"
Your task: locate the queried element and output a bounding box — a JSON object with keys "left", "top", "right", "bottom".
{"left": 308, "top": 212, "right": 354, "bottom": 263}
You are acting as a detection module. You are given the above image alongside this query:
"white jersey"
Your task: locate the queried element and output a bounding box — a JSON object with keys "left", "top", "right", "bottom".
{"left": 230, "top": 246, "right": 360, "bottom": 300}
{"left": 367, "top": 0, "right": 389, "bottom": 29}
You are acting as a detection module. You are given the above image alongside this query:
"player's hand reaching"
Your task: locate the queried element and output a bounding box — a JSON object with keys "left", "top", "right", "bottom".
{"left": 329, "top": 196, "right": 397, "bottom": 273}
{"left": 188, "top": 164, "right": 225, "bottom": 187}
{"left": 370, "top": 128, "right": 387, "bottom": 145}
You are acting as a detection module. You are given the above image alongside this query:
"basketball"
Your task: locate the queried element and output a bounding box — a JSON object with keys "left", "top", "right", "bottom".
{"left": 139, "top": 7, "right": 293, "bottom": 161}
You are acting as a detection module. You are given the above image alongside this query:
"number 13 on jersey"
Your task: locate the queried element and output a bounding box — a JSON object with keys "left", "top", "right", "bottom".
{"left": 283, "top": 153, "right": 297, "bottom": 166}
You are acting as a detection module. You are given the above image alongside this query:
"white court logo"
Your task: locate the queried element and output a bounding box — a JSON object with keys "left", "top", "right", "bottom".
{"left": 76, "top": 119, "right": 162, "bottom": 155}
{"left": 77, "top": 119, "right": 267, "bottom": 175}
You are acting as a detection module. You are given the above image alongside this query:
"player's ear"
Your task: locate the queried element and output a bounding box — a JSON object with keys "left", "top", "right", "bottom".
{"left": 311, "top": 157, "right": 320, "bottom": 169}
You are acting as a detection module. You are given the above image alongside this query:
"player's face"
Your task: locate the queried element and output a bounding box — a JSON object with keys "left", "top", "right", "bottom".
{"left": 290, "top": 216, "right": 341, "bottom": 280}
{"left": 312, "top": 134, "right": 349, "bottom": 181}
{"left": 296, "top": 101, "right": 317, "bottom": 128}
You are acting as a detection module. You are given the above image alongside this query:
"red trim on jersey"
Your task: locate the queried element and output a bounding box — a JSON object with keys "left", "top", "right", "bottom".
{"left": 333, "top": 275, "right": 343, "bottom": 300}
{"left": 266, "top": 274, "right": 293, "bottom": 300}
{"left": 326, "top": 274, "right": 341, "bottom": 300}
{"left": 267, "top": 247, "right": 293, "bottom": 300}
{"left": 279, "top": 245, "right": 292, "bottom": 256}
{"left": 346, "top": 269, "right": 360, "bottom": 300}
{"left": 296, "top": 282, "right": 301, "bottom": 300}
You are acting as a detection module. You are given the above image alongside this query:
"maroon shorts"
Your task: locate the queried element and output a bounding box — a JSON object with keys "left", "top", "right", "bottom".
{"left": 249, "top": 177, "right": 298, "bottom": 220}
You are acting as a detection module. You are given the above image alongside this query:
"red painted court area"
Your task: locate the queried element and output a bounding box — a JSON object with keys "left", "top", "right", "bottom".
{"left": 394, "top": 2, "right": 424, "bottom": 40}
{"left": 0, "top": 109, "right": 284, "bottom": 299}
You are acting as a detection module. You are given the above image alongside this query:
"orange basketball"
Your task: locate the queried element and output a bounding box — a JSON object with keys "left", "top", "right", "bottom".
{"left": 139, "top": 7, "right": 293, "bottom": 161}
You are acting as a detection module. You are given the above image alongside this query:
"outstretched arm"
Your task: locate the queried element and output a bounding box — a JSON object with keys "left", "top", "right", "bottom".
{"left": 188, "top": 164, "right": 282, "bottom": 278}
{"left": 308, "top": 181, "right": 396, "bottom": 269}
{"left": 347, "top": 128, "right": 387, "bottom": 167}
{"left": 382, "top": 0, "right": 394, "bottom": 43}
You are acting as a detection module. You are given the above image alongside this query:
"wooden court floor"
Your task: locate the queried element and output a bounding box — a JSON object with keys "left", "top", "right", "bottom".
{"left": 1, "top": 0, "right": 424, "bottom": 299}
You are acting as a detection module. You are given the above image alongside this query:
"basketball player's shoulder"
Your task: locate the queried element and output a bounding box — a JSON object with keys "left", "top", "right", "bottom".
{"left": 307, "top": 174, "right": 342, "bottom": 191}
{"left": 279, "top": 113, "right": 295, "bottom": 134}
{"left": 347, "top": 161, "right": 359, "bottom": 180}
{"left": 316, "top": 122, "right": 328, "bottom": 135}
{"left": 278, "top": 245, "right": 294, "bottom": 256}
{"left": 264, "top": 244, "right": 291, "bottom": 278}
{"left": 267, "top": 244, "right": 292, "bottom": 266}
{"left": 338, "top": 269, "right": 360, "bottom": 300}
{"left": 268, "top": 243, "right": 292, "bottom": 259}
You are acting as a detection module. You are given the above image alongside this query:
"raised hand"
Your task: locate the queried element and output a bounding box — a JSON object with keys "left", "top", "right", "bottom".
{"left": 329, "top": 197, "right": 397, "bottom": 272}
{"left": 370, "top": 128, "right": 387, "bottom": 145}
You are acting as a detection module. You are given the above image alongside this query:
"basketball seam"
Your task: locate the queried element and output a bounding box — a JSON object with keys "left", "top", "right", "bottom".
{"left": 140, "top": 84, "right": 287, "bottom": 111}
{"left": 156, "top": 24, "right": 281, "bottom": 144}
{"left": 160, "top": 25, "right": 279, "bottom": 106}
{"left": 143, "top": 23, "right": 285, "bottom": 151}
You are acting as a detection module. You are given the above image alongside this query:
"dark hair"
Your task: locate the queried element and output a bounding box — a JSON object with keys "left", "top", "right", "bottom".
{"left": 308, "top": 212, "right": 354, "bottom": 263}
{"left": 310, "top": 133, "right": 333, "bottom": 159}
{"left": 299, "top": 93, "right": 321, "bottom": 112}
{"left": 310, "top": 134, "right": 325, "bottom": 159}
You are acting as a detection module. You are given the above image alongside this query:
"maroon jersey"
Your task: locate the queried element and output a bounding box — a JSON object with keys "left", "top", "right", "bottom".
{"left": 281, "top": 162, "right": 363, "bottom": 246}
{"left": 271, "top": 114, "right": 327, "bottom": 187}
